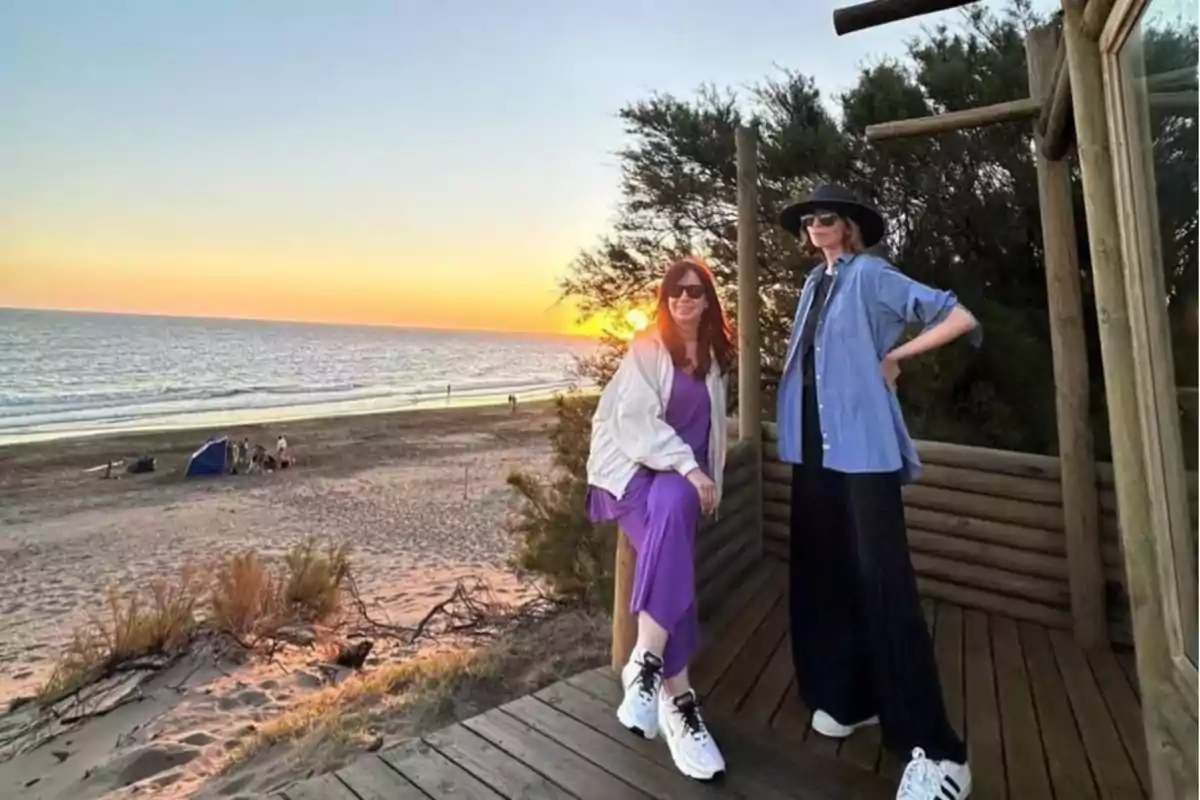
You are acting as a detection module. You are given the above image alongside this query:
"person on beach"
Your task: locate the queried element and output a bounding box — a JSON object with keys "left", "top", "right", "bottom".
{"left": 776, "top": 185, "right": 981, "bottom": 800}
{"left": 585, "top": 258, "right": 735, "bottom": 781}
{"left": 250, "top": 443, "right": 266, "bottom": 473}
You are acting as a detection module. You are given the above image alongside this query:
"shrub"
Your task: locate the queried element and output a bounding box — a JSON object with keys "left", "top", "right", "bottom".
{"left": 506, "top": 390, "right": 615, "bottom": 607}
{"left": 210, "top": 540, "right": 351, "bottom": 641}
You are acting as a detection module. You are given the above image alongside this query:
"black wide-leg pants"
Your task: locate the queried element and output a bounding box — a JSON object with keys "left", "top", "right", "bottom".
{"left": 788, "top": 384, "right": 966, "bottom": 764}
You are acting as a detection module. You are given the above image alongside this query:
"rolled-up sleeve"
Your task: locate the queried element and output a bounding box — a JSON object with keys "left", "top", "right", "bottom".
{"left": 875, "top": 263, "right": 982, "bottom": 347}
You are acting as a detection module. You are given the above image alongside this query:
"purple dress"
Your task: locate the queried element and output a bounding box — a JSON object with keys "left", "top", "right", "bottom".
{"left": 587, "top": 365, "right": 711, "bottom": 679}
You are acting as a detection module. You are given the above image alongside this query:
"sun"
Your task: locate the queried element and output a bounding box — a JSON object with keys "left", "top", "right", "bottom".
{"left": 625, "top": 308, "right": 650, "bottom": 332}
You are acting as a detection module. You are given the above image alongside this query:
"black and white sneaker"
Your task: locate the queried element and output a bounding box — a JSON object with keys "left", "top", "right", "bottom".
{"left": 617, "top": 648, "right": 663, "bottom": 739}
{"left": 658, "top": 689, "right": 726, "bottom": 781}
{"left": 896, "top": 747, "right": 971, "bottom": 800}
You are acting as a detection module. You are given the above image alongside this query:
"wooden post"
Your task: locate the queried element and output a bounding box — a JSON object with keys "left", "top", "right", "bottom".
{"left": 611, "top": 529, "right": 637, "bottom": 670}
{"left": 865, "top": 97, "right": 1041, "bottom": 141}
{"left": 832, "top": 0, "right": 981, "bottom": 35}
{"left": 1026, "top": 25, "right": 1106, "bottom": 648}
{"left": 1062, "top": 3, "right": 1180, "bottom": 795}
{"left": 736, "top": 125, "right": 762, "bottom": 447}
{"left": 736, "top": 124, "right": 764, "bottom": 559}
{"left": 1082, "top": 0, "right": 1116, "bottom": 39}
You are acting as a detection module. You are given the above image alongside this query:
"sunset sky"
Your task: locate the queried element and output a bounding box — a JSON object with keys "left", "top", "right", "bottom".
{"left": 1, "top": 0, "right": 1050, "bottom": 335}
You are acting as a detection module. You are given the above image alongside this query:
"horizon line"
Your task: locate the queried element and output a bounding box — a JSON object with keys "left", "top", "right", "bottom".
{"left": 0, "top": 303, "right": 597, "bottom": 341}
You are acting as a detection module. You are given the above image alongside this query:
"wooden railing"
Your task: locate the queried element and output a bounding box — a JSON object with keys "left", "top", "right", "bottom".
{"left": 759, "top": 421, "right": 1197, "bottom": 644}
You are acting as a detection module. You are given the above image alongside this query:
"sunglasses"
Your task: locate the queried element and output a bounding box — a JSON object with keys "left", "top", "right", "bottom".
{"left": 667, "top": 284, "right": 706, "bottom": 300}
{"left": 801, "top": 212, "right": 842, "bottom": 229}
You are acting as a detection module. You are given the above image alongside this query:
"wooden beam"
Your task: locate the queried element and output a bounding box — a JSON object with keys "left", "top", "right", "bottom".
{"left": 1062, "top": 2, "right": 1179, "bottom": 794}
{"left": 866, "top": 97, "right": 1041, "bottom": 141}
{"left": 1035, "top": 36, "right": 1067, "bottom": 136}
{"left": 735, "top": 124, "right": 764, "bottom": 560}
{"left": 610, "top": 529, "right": 636, "bottom": 670}
{"left": 1026, "top": 25, "right": 1106, "bottom": 648}
{"left": 1038, "top": 39, "right": 1076, "bottom": 160}
{"left": 832, "top": 0, "right": 981, "bottom": 36}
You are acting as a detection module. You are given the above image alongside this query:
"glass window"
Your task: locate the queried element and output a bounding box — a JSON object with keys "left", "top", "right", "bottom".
{"left": 1116, "top": 0, "right": 1198, "bottom": 662}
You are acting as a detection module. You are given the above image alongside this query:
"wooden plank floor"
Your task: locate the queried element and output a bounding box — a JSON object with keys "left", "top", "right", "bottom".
{"left": 274, "top": 563, "right": 1149, "bottom": 800}
{"left": 684, "top": 566, "right": 1150, "bottom": 800}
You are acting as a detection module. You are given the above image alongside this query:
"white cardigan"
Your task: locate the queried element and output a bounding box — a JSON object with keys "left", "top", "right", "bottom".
{"left": 586, "top": 330, "right": 729, "bottom": 504}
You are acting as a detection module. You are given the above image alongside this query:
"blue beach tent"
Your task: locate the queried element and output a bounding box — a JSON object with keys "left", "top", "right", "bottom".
{"left": 186, "top": 437, "right": 229, "bottom": 478}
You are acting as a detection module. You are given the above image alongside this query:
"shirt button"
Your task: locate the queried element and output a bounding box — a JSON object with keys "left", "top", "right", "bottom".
{"left": 823, "top": 444, "right": 831, "bottom": 450}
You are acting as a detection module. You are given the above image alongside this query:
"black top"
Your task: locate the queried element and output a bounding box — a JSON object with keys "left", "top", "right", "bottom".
{"left": 799, "top": 269, "right": 834, "bottom": 386}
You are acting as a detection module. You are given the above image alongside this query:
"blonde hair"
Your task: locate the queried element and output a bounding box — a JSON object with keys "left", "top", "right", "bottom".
{"left": 797, "top": 216, "right": 865, "bottom": 256}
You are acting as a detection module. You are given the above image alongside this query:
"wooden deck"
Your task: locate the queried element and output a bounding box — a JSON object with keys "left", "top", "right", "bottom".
{"left": 275, "top": 563, "right": 1149, "bottom": 799}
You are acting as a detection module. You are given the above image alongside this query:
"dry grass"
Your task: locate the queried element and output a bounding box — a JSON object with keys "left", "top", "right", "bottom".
{"left": 36, "top": 539, "right": 351, "bottom": 706}
{"left": 38, "top": 568, "right": 205, "bottom": 705}
{"left": 282, "top": 540, "right": 351, "bottom": 620}
{"left": 222, "top": 607, "right": 609, "bottom": 776}
{"left": 210, "top": 551, "right": 283, "bottom": 640}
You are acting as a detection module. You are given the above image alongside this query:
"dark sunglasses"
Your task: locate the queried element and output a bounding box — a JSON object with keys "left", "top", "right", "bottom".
{"left": 801, "top": 212, "right": 841, "bottom": 228}
{"left": 667, "top": 284, "right": 706, "bottom": 300}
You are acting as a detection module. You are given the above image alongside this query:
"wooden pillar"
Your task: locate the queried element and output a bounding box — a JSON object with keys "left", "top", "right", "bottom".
{"left": 1062, "top": 4, "right": 1181, "bottom": 796}
{"left": 736, "top": 125, "right": 762, "bottom": 447}
{"left": 736, "top": 125, "right": 764, "bottom": 558}
{"left": 610, "top": 529, "right": 636, "bottom": 670}
{"left": 1026, "top": 26, "right": 1107, "bottom": 648}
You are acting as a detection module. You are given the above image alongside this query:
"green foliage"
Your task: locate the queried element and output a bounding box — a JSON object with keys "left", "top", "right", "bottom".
{"left": 506, "top": 391, "right": 614, "bottom": 607}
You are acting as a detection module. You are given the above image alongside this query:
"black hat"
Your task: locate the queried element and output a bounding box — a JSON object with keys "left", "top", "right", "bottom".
{"left": 778, "top": 184, "right": 886, "bottom": 247}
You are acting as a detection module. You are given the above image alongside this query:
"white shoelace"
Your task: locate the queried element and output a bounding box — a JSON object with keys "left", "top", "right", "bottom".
{"left": 897, "top": 748, "right": 940, "bottom": 798}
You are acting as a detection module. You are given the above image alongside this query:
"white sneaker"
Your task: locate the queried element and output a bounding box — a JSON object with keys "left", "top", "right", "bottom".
{"left": 617, "top": 649, "right": 663, "bottom": 739}
{"left": 811, "top": 709, "right": 880, "bottom": 739}
{"left": 896, "top": 748, "right": 971, "bottom": 800}
{"left": 658, "top": 689, "right": 726, "bottom": 781}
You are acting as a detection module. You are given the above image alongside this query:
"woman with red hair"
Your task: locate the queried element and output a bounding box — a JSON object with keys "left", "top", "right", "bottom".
{"left": 586, "top": 258, "right": 736, "bottom": 782}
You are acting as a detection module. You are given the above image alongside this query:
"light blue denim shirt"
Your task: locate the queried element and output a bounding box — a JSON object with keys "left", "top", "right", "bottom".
{"left": 775, "top": 252, "right": 982, "bottom": 483}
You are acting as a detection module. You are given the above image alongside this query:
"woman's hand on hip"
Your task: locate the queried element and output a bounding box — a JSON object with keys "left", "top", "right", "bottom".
{"left": 685, "top": 468, "right": 718, "bottom": 516}
{"left": 881, "top": 353, "right": 901, "bottom": 390}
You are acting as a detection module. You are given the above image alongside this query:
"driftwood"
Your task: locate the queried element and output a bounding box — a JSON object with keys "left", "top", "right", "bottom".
{"left": 343, "top": 573, "right": 567, "bottom": 648}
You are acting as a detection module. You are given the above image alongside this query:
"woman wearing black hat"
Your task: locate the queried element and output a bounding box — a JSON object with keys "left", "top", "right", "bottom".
{"left": 776, "top": 185, "right": 980, "bottom": 800}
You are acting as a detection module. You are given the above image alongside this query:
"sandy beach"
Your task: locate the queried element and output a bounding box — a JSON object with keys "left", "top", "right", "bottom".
{"left": 0, "top": 402, "right": 570, "bottom": 798}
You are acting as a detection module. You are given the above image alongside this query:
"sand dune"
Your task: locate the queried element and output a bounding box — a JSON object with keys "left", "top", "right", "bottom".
{"left": 0, "top": 404, "right": 558, "bottom": 798}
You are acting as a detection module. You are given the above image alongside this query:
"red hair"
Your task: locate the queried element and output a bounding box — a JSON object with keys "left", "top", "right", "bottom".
{"left": 654, "top": 258, "right": 737, "bottom": 377}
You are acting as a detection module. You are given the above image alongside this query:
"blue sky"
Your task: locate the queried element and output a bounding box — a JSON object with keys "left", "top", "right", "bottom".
{"left": 0, "top": 0, "right": 1056, "bottom": 332}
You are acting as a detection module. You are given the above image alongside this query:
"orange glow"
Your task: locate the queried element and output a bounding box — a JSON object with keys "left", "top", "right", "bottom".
{"left": 1, "top": 213, "right": 648, "bottom": 338}
{"left": 1, "top": 243, "right": 590, "bottom": 336}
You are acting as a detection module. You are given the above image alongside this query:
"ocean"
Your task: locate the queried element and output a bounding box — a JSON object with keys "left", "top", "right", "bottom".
{"left": 0, "top": 308, "right": 595, "bottom": 446}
